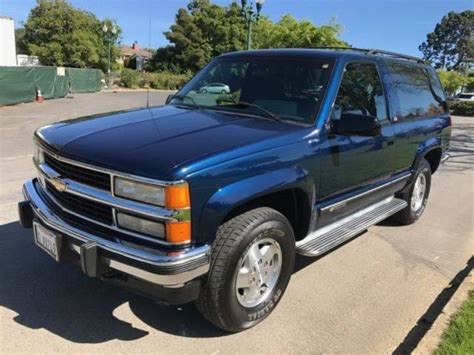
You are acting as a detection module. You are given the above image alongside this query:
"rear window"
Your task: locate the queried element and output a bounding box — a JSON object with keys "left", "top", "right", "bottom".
{"left": 386, "top": 62, "right": 445, "bottom": 120}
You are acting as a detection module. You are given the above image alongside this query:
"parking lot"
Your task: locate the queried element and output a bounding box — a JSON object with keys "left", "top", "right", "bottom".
{"left": 0, "top": 92, "right": 472, "bottom": 353}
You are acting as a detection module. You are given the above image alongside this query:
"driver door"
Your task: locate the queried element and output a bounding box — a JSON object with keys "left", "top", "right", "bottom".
{"left": 317, "top": 61, "right": 396, "bottom": 226}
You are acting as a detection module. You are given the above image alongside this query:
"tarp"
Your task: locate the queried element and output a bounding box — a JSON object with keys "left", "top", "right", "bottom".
{"left": 34, "top": 66, "right": 55, "bottom": 99}
{"left": 0, "top": 66, "right": 102, "bottom": 106}
{"left": 67, "top": 68, "right": 102, "bottom": 93}
{"left": 0, "top": 67, "right": 36, "bottom": 106}
{"left": 33, "top": 66, "right": 68, "bottom": 99}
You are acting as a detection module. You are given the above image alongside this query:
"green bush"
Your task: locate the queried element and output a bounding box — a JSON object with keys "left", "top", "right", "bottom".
{"left": 141, "top": 72, "right": 191, "bottom": 90}
{"left": 120, "top": 68, "right": 141, "bottom": 88}
{"left": 449, "top": 101, "right": 474, "bottom": 116}
{"left": 120, "top": 70, "right": 191, "bottom": 90}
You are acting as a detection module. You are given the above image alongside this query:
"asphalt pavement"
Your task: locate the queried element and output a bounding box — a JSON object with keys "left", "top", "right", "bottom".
{"left": 0, "top": 92, "right": 472, "bottom": 354}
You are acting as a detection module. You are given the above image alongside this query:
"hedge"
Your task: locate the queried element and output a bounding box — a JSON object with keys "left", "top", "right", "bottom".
{"left": 142, "top": 72, "right": 191, "bottom": 90}
{"left": 120, "top": 69, "right": 191, "bottom": 90}
{"left": 449, "top": 101, "right": 474, "bottom": 116}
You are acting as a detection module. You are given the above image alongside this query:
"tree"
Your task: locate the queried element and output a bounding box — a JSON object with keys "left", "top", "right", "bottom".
{"left": 156, "top": 0, "right": 347, "bottom": 73}
{"left": 419, "top": 11, "right": 474, "bottom": 70}
{"left": 466, "top": 72, "right": 474, "bottom": 92}
{"left": 437, "top": 70, "right": 467, "bottom": 96}
{"left": 162, "top": 0, "right": 247, "bottom": 72}
{"left": 15, "top": 28, "right": 28, "bottom": 54}
{"left": 20, "top": 0, "right": 121, "bottom": 71}
{"left": 254, "top": 15, "right": 346, "bottom": 49}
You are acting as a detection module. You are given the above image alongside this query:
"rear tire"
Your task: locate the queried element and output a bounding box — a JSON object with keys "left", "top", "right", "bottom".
{"left": 392, "top": 158, "right": 431, "bottom": 225}
{"left": 195, "top": 207, "right": 295, "bottom": 332}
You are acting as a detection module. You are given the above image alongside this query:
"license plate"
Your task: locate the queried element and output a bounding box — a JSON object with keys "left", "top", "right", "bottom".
{"left": 33, "top": 222, "right": 61, "bottom": 261}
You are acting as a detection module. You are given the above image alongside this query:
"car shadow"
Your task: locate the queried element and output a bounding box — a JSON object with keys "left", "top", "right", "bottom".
{"left": 293, "top": 230, "right": 368, "bottom": 273}
{"left": 0, "top": 220, "right": 394, "bottom": 342}
{"left": 441, "top": 122, "right": 474, "bottom": 172}
{"left": 0, "top": 221, "right": 227, "bottom": 343}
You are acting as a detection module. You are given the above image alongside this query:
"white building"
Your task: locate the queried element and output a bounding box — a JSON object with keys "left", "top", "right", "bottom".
{"left": 0, "top": 16, "right": 17, "bottom": 66}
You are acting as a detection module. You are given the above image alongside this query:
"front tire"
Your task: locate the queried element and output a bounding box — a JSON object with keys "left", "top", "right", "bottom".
{"left": 392, "top": 158, "right": 432, "bottom": 225}
{"left": 196, "top": 207, "right": 295, "bottom": 332}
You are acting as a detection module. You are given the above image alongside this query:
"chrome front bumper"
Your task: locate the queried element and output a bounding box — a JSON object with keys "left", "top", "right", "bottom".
{"left": 22, "top": 179, "right": 210, "bottom": 287}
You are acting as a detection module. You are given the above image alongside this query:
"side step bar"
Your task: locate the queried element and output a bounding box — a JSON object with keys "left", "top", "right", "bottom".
{"left": 296, "top": 197, "right": 407, "bottom": 257}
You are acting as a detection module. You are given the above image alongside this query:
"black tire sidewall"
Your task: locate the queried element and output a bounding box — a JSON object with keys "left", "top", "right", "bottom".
{"left": 406, "top": 160, "right": 431, "bottom": 220}
{"left": 222, "top": 218, "right": 295, "bottom": 330}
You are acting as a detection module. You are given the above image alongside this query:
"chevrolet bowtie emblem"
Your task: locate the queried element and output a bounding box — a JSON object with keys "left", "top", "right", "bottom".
{"left": 50, "top": 176, "right": 67, "bottom": 192}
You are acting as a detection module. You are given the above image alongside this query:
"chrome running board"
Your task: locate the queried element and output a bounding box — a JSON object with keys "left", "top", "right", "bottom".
{"left": 296, "top": 196, "right": 407, "bottom": 257}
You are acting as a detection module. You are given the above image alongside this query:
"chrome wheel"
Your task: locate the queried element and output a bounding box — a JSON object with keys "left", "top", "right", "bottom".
{"left": 235, "top": 238, "right": 282, "bottom": 308}
{"left": 411, "top": 173, "right": 426, "bottom": 212}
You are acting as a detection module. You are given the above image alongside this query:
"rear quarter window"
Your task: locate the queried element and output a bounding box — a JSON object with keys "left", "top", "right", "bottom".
{"left": 386, "top": 62, "right": 445, "bottom": 120}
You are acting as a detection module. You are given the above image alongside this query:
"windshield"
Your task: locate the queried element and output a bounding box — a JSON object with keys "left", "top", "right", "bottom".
{"left": 171, "top": 56, "right": 334, "bottom": 124}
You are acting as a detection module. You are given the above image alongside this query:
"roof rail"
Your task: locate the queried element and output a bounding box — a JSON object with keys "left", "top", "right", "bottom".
{"left": 311, "top": 47, "right": 426, "bottom": 64}
{"left": 366, "top": 49, "right": 425, "bottom": 64}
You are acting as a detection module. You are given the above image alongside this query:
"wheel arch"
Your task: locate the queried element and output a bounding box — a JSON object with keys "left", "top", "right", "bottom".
{"left": 196, "top": 168, "right": 315, "bottom": 244}
{"left": 424, "top": 148, "right": 442, "bottom": 174}
{"left": 411, "top": 137, "right": 443, "bottom": 175}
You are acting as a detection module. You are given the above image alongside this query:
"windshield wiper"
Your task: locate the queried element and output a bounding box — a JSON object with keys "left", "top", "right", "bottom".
{"left": 219, "top": 101, "right": 282, "bottom": 122}
{"left": 170, "top": 94, "right": 201, "bottom": 109}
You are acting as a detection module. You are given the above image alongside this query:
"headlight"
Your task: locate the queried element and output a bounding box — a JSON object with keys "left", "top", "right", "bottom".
{"left": 114, "top": 177, "right": 191, "bottom": 244}
{"left": 116, "top": 212, "right": 165, "bottom": 239}
{"left": 34, "top": 145, "right": 44, "bottom": 164}
{"left": 114, "top": 178, "right": 165, "bottom": 206}
{"left": 114, "top": 177, "right": 190, "bottom": 209}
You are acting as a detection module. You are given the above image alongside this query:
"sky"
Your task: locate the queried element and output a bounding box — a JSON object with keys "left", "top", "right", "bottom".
{"left": 1, "top": 0, "right": 472, "bottom": 56}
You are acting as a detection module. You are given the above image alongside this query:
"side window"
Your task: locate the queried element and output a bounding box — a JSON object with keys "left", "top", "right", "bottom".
{"left": 426, "top": 67, "right": 447, "bottom": 105}
{"left": 333, "top": 62, "right": 387, "bottom": 121}
{"left": 386, "top": 62, "right": 445, "bottom": 120}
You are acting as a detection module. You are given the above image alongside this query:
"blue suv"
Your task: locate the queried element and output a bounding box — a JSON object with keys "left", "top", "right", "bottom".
{"left": 19, "top": 48, "right": 451, "bottom": 332}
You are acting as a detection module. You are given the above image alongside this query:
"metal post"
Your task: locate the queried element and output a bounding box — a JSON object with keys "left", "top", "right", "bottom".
{"left": 247, "top": 16, "right": 252, "bottom": 50}
{"left": 241, "top": 0, "right": 264, "bottom": 51}
{"left": 107, "top": 40, "right": 111, "bottom": 88}
{"left": 103, "top": 23, "right": 116, "bottom": 90}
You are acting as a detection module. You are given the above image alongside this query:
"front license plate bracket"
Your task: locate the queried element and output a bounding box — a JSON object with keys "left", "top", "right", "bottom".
{"left": 33, "top": 222, "right": 62, "bottom": 261}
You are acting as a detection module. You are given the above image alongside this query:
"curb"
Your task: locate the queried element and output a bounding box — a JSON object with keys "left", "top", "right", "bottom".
{"left": 413, "top": 268, "right": 473, "bottom": 354}
{"left": 101, "top": 88, "right": 177, "bottom": 93}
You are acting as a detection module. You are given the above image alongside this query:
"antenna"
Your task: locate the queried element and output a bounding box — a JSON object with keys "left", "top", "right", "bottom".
{"left": 146, "top": 12, "right": 151, "bottom": 108}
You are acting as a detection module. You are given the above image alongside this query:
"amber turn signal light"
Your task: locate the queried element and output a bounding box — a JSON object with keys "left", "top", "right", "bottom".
{"left": 165, "top": 183, "right": 190, "bottom": 209}
{"left": 166, "top": 221, "right": 191, "bottom": 244}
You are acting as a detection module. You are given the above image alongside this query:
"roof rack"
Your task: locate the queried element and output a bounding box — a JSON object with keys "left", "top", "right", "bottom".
{"left": 312, "top": 47, "right": 426, "bottom": 64}
{"left": 366, "top": 49, "right": 425, "bottom": 63}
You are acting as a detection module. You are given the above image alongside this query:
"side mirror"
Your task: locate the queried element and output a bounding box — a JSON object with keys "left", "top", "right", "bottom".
{"left": 165, "top": 94, "right": 174, "bottom": 105}
{"left": 333, "top": 113, "right": 381, "bottom": 137}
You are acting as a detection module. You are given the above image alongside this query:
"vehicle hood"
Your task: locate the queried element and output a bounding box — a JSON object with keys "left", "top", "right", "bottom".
{"left": 37, "top": 105, "right": 301, "bottom": 180}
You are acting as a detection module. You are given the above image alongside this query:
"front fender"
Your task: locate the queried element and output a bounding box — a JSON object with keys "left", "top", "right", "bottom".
{"left": 196, "top": 167, "right": 314, "bottom": 244}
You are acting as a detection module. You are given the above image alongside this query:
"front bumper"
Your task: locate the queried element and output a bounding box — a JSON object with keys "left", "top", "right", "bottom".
{"left": 20, "top": 179, "right": 210, "bottom": 303}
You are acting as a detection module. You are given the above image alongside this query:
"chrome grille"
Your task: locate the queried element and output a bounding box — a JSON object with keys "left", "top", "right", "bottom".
{"left": 44, "top": 153, "right": 111, "bottom": 190}
{"left": 45, "top": 180, "right": 113, "bottom": 225}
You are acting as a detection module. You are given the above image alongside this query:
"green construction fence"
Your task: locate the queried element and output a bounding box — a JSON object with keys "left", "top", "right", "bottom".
{"left": 67, "top": 68, "right": 102, "bottom": 93}
{"left": 0, "top": 66, "right": 102, "bottom": 106}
